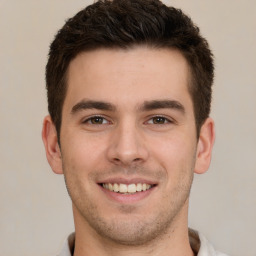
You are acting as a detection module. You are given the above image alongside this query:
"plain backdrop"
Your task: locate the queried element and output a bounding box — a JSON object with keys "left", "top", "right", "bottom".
{"left": 0, "top": 1, "right": 255, "bottom": 255}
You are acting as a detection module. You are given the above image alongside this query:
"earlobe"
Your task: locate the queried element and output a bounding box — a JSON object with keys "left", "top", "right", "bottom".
{"left": 42, "top": 115, "right": 63, "bottom": 174}
{"left": 194, "top": 117, "right": 215, "bottom": 174}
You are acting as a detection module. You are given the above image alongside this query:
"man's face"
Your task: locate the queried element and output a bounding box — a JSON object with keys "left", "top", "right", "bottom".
{"left": 53, "top": 47, "right": 207, "bottom": 244}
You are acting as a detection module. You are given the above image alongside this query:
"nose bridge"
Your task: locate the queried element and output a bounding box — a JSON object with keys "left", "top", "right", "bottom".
{"left": 107, "top": 117, "right": 148, "bottom": 165}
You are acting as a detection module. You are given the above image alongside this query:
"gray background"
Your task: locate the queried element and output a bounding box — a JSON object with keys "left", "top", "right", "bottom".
{"left": 0, "top": 0, "right": 255, "bottom": 255}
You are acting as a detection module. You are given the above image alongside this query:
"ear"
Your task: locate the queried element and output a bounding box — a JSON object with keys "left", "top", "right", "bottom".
{"left": 42, "top": 115, "right": 63, "bottom": 174}
{"left": 194, "top": 117, "right": 215, "bottom": 174}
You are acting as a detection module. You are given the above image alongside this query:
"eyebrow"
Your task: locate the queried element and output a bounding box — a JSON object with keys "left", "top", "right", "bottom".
{"left": 139, "top": 100, "right": 185, "bottom": 113}
{"left": 71, "top": 99, "right": 185, "bottom": 114}
{"left": 71, "top": 100, "right": 116, "bottom": 114}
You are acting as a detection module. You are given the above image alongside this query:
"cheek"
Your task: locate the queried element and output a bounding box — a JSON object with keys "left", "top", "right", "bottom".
{"left": 149, "top": 133, "right": 197, "bottom": 174}
{"left": 60, "top": 134, "right": 105, "bottom": 202}
{"left": 61, "top": 131, "right": 108, "bottom": 176}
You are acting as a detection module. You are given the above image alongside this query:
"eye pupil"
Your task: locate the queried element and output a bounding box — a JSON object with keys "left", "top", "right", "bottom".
{"left": 91, "top": 117, "right": 103, "bottom": 124}
{"left": 153, "top": 117, "right": 165, "bottom": 124}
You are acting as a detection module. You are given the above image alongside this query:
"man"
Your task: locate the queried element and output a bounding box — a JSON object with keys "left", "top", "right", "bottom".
{"left": 42, "top": 0, "right": 229, "bottom": 255}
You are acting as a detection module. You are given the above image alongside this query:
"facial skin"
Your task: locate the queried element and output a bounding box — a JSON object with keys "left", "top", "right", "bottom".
{"left": 42, "top": 47, "right": 215, "bottom": 256}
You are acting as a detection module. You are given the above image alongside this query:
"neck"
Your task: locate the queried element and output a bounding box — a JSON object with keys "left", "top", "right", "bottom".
{"left": 72, "top": 201, "right": 194, "bottom": 256}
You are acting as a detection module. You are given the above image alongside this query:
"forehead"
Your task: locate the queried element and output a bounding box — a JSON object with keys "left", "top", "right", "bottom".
{"left": 64, "top": 47, "right": 192, "bottom": 111}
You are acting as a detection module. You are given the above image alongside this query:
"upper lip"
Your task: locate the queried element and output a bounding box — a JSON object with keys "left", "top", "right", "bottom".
{"left": 97, "top": 177, "right": 158, "bottom": 185}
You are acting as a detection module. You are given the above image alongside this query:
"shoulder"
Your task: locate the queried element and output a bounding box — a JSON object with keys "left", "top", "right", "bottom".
{"left": 57, "top": 233, "right": 75, "bottom": 256}
{"left": 216, "top": 253, "right": 229, "bottom": 256}
{"left": 189, "top": 229, "right": 230, "bottom": 256}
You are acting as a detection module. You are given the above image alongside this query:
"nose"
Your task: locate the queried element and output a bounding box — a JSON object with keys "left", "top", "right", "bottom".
{"left": 106, "top": 121, "right": 149, "bottom": 166}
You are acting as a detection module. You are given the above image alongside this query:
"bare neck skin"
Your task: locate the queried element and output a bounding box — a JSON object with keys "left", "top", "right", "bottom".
{"left": 73, "top": 200, "right": 194, "bottom": 256}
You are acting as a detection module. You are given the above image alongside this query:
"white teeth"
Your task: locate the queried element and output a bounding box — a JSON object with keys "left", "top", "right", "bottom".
{"left": 113, "top": 183, "right": 119, "bottom": 192}
{"left": 109, "top": 183, "right": 113, "bottom": 191}
{"left": 136, "top": 183, "right": 142, "bottom": 192}
{"left": 102, "top": 183, "right": 153, "bottom": 194}
{"left": 127, "top": 184, "right": 136, "bottom": 193}
{"left": 119, "top": 184, "right": 128, "bottom": 193}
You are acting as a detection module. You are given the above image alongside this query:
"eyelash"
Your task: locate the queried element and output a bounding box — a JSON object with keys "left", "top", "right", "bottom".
{"left": 146, "top": 115, "right": 173, "bottom": 125}
{"left": 82, "top": 115, "right": 110, "bottom": 125}
{"left": 82, "top": 115, "right": 173, "bottom": 125}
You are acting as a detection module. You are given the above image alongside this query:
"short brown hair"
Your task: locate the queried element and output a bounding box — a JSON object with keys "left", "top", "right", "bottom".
{"left": 46, "top": 0, "right": 214, "bottom": 139}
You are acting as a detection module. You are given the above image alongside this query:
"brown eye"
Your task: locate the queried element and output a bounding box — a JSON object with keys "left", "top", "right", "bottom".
{"left": 84, "top": 116, "right": 108, "bottom": 125}
{"left": 152, "top": 117, "right": 168, "bottom": 124}
{"left": 91, "top": 117, "right": 104, "bottom": 124}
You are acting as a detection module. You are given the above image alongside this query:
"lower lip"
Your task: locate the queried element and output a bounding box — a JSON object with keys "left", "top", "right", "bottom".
{"left": 98, "top": 185, "right": 156, "bottom": 204}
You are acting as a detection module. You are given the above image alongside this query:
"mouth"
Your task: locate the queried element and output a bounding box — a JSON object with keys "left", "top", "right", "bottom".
{"left": 99, "top": 183, "right": 156, "bottom": 194}
{"left": 98, "top": 178, "right": 158, "bottom": 204}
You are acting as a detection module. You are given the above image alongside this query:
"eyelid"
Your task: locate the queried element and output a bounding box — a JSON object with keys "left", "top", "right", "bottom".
{"left": 81, "top": 114, "right": 175, "bottom": 125}
{"left": 82, "top": 115, "right": 111, "bottom": 124}
{"left": 145, "top": 115, "right": 175, "bottom": 125}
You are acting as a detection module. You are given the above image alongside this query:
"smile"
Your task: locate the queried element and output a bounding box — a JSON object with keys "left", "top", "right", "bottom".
{"left": 101, "top": 183, "right": 154, "bottom": 194}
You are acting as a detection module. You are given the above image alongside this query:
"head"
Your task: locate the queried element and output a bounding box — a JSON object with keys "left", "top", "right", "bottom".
{"left": 46, "top": 0, "right": 214, "bottom": 141}
{"left": 43, "top": 0, "right": 215, "bottom": 249}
